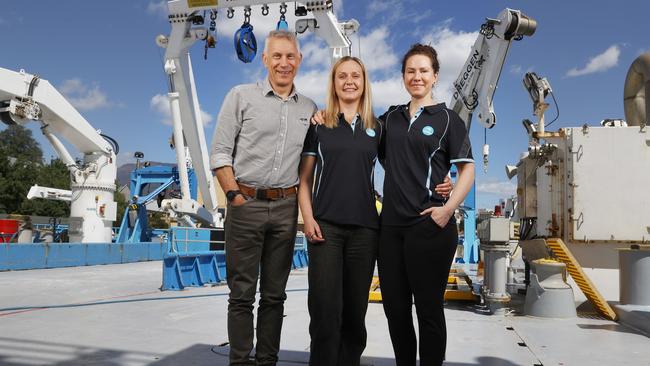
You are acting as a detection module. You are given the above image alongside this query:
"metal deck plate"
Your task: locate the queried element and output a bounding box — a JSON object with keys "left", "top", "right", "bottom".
{"left": 0, "top": 262, "right": 648, "bottom": 365}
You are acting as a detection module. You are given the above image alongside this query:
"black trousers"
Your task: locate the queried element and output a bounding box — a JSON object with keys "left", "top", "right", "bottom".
{"left": 308, "top": 220, "right": 378, "bottom": 366}
{"left": 224, "top": 196, "right": 298, "bottom": 366}
{"left": 377, "top": 219, "right": 458, "bottom": 366}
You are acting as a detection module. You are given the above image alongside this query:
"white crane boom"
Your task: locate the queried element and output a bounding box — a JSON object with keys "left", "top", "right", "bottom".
{"left": 450, "top": 8, "right": 536, "bottom": 130}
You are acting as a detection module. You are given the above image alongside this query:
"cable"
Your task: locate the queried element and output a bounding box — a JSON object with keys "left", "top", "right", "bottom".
{"left": 27, "top": 75, "right": 40, "bottom": 97}
{"left": 545, "top": 90, "right": 560, "bottom": 127}
{"left": 100, "top": 133, "right": 120, "bottom": 155}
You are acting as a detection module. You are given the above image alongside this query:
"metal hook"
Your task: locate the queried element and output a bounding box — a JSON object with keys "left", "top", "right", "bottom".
{"left": 209, "top": 10, "right": 217, "bottom": 32}
{"left": 261, "top": 4, "right": 269, "bottom": 16}
{"left": 243, "top": 6, "right": 251, "bottom": 25}
{"left": 279, "top": 2, "right": 287, "bottom": 15}
{"left": 227, "top": 8, "right": 234, "bottom": 19}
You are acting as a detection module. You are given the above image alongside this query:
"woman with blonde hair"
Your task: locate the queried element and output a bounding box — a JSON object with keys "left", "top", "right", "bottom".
{"left": 298, "top": 56, "right": 380, "bottom": 366}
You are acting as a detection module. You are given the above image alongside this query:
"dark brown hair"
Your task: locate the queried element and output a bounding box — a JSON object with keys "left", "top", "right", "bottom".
{"left": 401, "top": 44, "right": 440, "bottom": 74}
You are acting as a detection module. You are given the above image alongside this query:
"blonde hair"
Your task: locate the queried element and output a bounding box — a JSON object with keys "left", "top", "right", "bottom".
{"left": 324, "top": 56, "right": 376, "bottom": 129}
{"left": 263, "top": 30, "right": 301, "bottom": 55}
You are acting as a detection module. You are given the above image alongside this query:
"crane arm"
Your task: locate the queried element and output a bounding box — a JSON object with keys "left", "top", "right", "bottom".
{"left": 0, "top": 68, "right": 113, "bottom": 155}
{"left": 450, "top": 8, "right": 536, "bottom": 130}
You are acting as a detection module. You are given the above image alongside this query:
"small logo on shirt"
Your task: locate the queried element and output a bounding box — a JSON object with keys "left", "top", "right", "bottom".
{"left": 365, "top": 128, "right": 376, "bottom": 137}
{"left": 422, "top": 126, "right": 435, "bottom": 136}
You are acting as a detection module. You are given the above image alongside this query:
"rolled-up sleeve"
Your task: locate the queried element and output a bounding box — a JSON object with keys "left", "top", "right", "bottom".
{"left": 210, "top": 87, "right": 242, "bottom": 170}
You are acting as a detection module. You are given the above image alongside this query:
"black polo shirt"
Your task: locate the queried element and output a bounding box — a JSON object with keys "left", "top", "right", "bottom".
{"left": 379, "top": 103, "right": 473, "bottom": 227}
{"left": 302, "top": 114, "right": 383, "bottom": 229}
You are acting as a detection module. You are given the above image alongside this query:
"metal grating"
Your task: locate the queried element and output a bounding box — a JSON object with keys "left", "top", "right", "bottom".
{"left": 545, "top": 238, "right": 618, "bottom": 321}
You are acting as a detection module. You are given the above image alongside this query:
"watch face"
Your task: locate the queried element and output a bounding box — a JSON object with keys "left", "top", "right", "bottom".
{"left": 227, "top": 190, "right": 240, "bottom": 202}
{"left": 227, "top": 191, "right": 236, "bottom": 201}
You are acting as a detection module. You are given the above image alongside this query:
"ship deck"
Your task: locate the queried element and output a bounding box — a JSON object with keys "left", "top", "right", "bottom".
{"left": 0, "top": 261, "right": 648, "bottom": 366}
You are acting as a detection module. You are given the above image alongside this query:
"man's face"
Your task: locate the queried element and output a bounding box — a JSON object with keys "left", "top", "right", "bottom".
{"left": 263, "top": 37, "right": 302, "bottom": 89}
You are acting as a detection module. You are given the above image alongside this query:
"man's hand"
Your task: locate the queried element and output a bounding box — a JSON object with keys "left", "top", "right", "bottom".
{"left": 420, "top": 205, "right": 454, "bottom": 228}
{"left": 435, "top": 175, "right": 453, "bottom": 198}
{"left": 310, "top": 110, "right": 326, "bottom": 125}
{"left": 230, "top": 194, "right": 248, "bottom": 207}
{"left": 304, "top": 217, "right": 325, "bottom": 243}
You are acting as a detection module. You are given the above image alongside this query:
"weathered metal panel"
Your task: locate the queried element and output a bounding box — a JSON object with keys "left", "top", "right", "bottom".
{"left": 566, "top": 127, "right": 650, "bottom": 242}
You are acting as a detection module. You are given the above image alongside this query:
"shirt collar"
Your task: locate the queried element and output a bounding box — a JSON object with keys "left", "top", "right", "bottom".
{"left": 261, "top": 78, "right": 299, "bottom": 101}
{"left": 404, "top": 102, "right": 446, "bottom": 115}
{"left": 338, "top": 113, "right": 361, "bottom": 124}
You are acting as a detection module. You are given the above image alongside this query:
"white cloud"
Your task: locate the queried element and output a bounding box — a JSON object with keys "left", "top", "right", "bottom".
{"left": 294, "top": 70, "right": 329, "bottom": 107}
{"left": 365, "top": 0, "right": 430, "bottom": 26}
{"left": 59, "top": 79, "right": 111, "bottom": 111}
{"left": 476, "top": 181, "right": 516, "bottom": 196}
{"left": 357, "top": 27, "right": 399, "bottom": 72}
{"left": 301, "top": 38, "right": 332, "bottom": 69}
{"left": 370, "top": 77, "right": 408, "bottom": 111}
{"left": 510, "top": 64, "right": 522, "bottom": 74}
{"left": 566, "top": 45, "right": 620, "bottom": 77}
{"left": 422, "top": 27, "right": 479, "bottom": 105}
{"left": 366, "top": 1, "right": 391, "bottom": 18}
{"left": 146, "top": 1, "right": 167, "bottom": 17}
{"left": 150, "top": 93, "right": 213, "bottom": 127}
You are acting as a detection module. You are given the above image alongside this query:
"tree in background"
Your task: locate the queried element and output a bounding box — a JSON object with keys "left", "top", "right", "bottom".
{"left": 0, "top": 124, "right": 43, "bottom": 163}
{"left": 0, "top": 125, "right": 70, "bottom": 216}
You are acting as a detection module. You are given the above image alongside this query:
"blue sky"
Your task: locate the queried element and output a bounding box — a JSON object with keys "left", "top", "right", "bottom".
{"left": 1, "top": 0, "right": 647, "bottom": 209}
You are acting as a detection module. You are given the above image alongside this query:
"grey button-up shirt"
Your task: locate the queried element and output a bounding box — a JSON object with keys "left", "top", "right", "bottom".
{"left": 210, "top": 78, "right": 317, "bottom": 188}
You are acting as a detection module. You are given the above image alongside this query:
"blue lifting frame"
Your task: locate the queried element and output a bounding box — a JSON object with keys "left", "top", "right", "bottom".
{"left": 115, "top": 166, "right": 197, "bottom": 243}
{"left": 162, "top": 226, "right": 227, "bottom": 290}
{"left": 161, "top": 227, "right": 309, "bottom": 291}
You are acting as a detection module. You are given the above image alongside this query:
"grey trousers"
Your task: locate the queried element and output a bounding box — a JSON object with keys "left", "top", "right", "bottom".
{"left": 224, "top": 195, "right": 298, "bottom": 366}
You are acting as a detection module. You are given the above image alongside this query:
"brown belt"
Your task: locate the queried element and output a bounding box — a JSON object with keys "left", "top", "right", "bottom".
{"left": 238, "top": 183, "right": 297, "bottom": 200}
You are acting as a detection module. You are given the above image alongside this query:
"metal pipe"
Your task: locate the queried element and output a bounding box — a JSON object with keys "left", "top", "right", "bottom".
{"left": 168, "top": 92, "right": 192, "bottom": 200}
{"left": 623, "top": 53, "right": 650, "bottom": 127}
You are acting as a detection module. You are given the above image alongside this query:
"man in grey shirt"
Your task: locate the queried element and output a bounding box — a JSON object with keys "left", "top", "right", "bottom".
{"left": 210, "top": 30, "right": 316, "bottom": 366}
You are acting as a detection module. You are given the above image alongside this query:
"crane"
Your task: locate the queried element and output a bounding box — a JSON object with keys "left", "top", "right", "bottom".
{"left": 448, "top": 8, "right": 536, "bottom": 263}
{"left": 0, "top": 68, "right": 118, "bottom": 243}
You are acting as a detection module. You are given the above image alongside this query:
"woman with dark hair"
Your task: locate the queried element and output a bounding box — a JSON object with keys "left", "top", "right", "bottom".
{"left": 378, "top": 44, "right": 474, "bottom": 366}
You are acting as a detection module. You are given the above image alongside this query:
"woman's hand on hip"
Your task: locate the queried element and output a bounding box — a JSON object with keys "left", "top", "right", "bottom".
{"left": 420, "top": 205, "right": 454, "bottom": 228}
{"left": 304, "top": 218, "right": 325, "bottom": 243}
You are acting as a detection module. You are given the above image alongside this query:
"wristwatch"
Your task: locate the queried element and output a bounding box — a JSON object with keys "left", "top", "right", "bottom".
{"left": 226, "top": 190, "right": 242, "bottom": 203}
